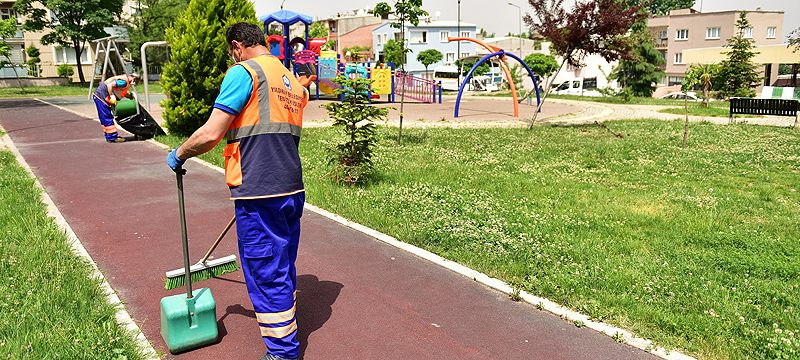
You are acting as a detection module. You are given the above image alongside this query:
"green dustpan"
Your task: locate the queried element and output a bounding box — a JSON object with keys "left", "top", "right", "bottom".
{"left": 160, "top": 169, "right": 219, "bottom": 353}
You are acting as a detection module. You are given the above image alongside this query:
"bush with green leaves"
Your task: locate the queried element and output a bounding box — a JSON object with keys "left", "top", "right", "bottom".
{"left": 25, "top": 45, "right": 40, "bottom": 77}
{"left": 160, "top": 0, "right": 257, "bottom": 136}
{"left": 56, "top": 64, "right": 74, "bottom": 78}
{"left": 324, "top": 76, "right": 388, "bottom": 185}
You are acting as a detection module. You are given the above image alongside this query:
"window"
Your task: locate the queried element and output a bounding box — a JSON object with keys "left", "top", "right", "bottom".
{"left": 658, "top": 30, "right": 668, "bottom": 39}
{"left": 668, "top": 76, "right": 684, "bottom": 86}
{"left": 583, "top": 77, "right": 598, "bottom": 90}
{"left": 0, "top": 8, "right": 17, "bottom": 22}
{"left": 706, "top": 27, "right": 720, "bottom": 39}
{"left": 410, "top": 31, "right": 427, "bottom": 44}
{"left": 53, "top": 45, "right": 91, "bottom": 65}
{"left": 377, "top": 34, "right": 383, "bottom": 46}
{"left": 394, "top": 32, "right": 403, "bottom": 42}
{"left": 382, "top": 34, "right": 388, "bottom": 45}
{"left": 440, "top": 31, "right": 450, "bottom": 43}
{"left": 674, "top": 52, "right": 683, "bottom": 64}
{"left": 460, "top": 52, "right": 469, "bottom": 59}
{"left": 767, "top": 26, "right": 776, "bottom": 39}
{"left": 445, "top": 52, "right": 455, "bottom": 63}
{"left": 742, "top": 27, "right": 753, "bottom": 38}
{"left": 460, "top": 31, "right": 470, "bottom": 38}
{"left": 675, "top": 29, "right": 688, "bottom": 40}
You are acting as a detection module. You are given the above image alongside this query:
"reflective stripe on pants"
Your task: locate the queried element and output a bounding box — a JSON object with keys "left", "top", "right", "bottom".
{"left": 235, "top": 192, "right": 305, "bottom": 359}
{"left": 93, "top": 96, "right": 118, "bottom": 141}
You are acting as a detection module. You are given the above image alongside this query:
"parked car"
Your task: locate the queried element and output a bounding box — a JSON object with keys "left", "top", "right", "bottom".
{"left": 551, "top": 78, "right": 602, "bottom": 97}
{"left": 659, "top": 91, "right": 701, "bottom": 101}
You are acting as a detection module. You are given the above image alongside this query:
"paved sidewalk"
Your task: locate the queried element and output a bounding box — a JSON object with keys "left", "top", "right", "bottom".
{"left": 0, "top": 98, "right": 658, "bottom": 360}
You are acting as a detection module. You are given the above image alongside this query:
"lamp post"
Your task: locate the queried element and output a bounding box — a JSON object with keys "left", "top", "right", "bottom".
{"left": 280, "top": 0, "right": 286, "bottom": 10}
{"left": 507, "top": 2, "right": 522, "bottom": 57}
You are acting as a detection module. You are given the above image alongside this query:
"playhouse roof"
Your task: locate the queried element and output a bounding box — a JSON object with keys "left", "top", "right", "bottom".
{"left": 259, "top": 10, "right": 313, "bottom": 26}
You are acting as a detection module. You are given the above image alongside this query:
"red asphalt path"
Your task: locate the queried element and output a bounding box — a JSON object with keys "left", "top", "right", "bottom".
{"left": 0, "top": 99, "right": 658, "bottom": 360}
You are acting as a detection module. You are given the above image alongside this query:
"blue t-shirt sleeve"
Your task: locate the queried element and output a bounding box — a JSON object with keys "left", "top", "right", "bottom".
{"left": 213, "top": 65, "right": 253, "bottom": 115}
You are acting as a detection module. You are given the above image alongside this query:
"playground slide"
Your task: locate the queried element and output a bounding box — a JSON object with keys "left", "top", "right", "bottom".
{"left": 317, "top": 78, "right": 338, "bottom": 95}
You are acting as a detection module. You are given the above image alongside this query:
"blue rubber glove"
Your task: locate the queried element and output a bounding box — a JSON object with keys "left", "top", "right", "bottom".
{"left": 166, "top": 148, "right": 185, "bottom": 172}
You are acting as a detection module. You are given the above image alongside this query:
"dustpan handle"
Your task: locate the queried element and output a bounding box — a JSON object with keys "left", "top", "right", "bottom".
{"left": 175, "top": 169, "right": 193, "bottom": 299}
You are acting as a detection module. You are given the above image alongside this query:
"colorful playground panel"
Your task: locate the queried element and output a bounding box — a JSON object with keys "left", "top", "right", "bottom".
{"left": 371, "top": 66, "right": 393, "bottom": 95}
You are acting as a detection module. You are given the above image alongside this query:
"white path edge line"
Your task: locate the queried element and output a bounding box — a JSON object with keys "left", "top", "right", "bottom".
{"left": 0, "top": 128, "right": 159, "bottom": 359}
{"left": 32, "top": 97, "right": 694, "bottom": 360}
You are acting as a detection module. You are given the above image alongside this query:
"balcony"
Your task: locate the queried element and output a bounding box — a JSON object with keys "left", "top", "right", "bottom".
{"left": 655, "top": 38, "right": 668, "bottom": 49}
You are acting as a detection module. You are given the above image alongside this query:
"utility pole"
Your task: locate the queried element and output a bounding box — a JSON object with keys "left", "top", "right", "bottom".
{"left": 507, "top": 2, "right": 522, "bottom": 57}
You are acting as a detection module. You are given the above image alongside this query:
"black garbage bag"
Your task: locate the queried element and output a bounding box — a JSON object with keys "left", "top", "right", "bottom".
{"left": 116, "top": 105, "right": 166, "bottom": 140}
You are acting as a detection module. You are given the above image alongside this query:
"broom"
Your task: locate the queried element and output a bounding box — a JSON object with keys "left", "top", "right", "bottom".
{"left": 165, "top": 215, "right": 238, "bottom": 290}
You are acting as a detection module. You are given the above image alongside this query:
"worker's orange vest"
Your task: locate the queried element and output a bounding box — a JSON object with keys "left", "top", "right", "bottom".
{"left": 224, "top": 55, "right": 308, "bottom": 200}
{"left": 106, "top": 81, "right": 130, "bottom": 104}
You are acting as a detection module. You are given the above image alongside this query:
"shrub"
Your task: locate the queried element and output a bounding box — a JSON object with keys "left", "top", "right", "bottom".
{"left": 56, "top": 64, "right": 74, "bottom": 78}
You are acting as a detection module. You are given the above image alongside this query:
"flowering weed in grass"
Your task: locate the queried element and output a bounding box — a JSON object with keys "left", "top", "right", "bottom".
{"left": 0, "top": 151, "right": 144, "bottom": 359}
{"left": 157, "top": 120, "right": 800, "bottom": 359}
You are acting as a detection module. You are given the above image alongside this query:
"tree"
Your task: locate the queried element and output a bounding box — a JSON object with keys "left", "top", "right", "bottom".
{"left": 127, "top": 0, "right": 189, "bottom": 68}
{"left": 455, "top": 58, "right": 490, "bottom": 77}
{"left": 309, "top": 21, "right": 329, "bottom": 39}
{"left": 625, "top": 0, "right": 694, "bottom": 16}
{"left": 609, "top": 19, "right": 665, "bottom": 98}
{"left": 324, "top": 76, "right": 388, "bottom": 185}
{"left": 523, "top": 53, "right": 558, "bottom": 81}
{"left": 374, "top": 0, "right": 428, "bottom": 144}
{"left": 0, "top": 19, "right": 25, "bottom": 91}
{"left": 25, "top": 45, "right": 40, "bottom": 77}
{"left": 789, "top": 27, "right": 799, "bottom": 52}
{"left": 416, "top": 49, "right": 442, "bottom": 76}
{"left": 14, "top": 0, "right": 124, "bottom": 85}
{"left": 716, "top": 12, "right": 761, "bottom": 99}
{"left": 382, "top": 39, "right": 404, "bottom": 66}
{"left": 684, "top": 63, "right": 718, "bottom": 107}
{"left": 160, "top": 0, "right": 257, "bottom": 136}
{"left": 524, "top": 0, "right": 643, "bottom": 127}
{"left": 479, "top": 28, "right": 495, "bottom": 38}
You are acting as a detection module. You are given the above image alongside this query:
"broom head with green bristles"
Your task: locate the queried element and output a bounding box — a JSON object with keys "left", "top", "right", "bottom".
{"left": 164, "top": 255, "right": 238, "bottom": 290}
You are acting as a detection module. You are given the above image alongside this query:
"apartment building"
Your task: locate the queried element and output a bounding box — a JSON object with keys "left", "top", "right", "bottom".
{"left": 648, "top": 8, "right": 784, "bottom": 95}
{"left": 373, "top": 19, "right": 478, "bottom": 75}
{"left": 0, "top": 0, "right": 135, "bottom": 83}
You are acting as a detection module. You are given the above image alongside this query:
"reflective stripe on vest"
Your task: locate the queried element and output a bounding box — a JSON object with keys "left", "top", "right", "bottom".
{"left": 225, "top": 58, "right": 302, "bottom": 141}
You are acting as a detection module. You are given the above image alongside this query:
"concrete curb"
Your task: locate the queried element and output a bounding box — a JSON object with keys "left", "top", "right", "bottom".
{"left": 32, "top": 97, "right": 695, "bottom": 360}
{"left": 0, "top": 128, "right": 160, "bottom": 360}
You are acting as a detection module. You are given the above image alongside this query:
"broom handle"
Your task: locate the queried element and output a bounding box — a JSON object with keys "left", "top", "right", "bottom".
{"left": 198, "top": 215, "right": 236, "bottom": 264}
{"left": 175, "top": 169, "right": 193, "bottom": 299}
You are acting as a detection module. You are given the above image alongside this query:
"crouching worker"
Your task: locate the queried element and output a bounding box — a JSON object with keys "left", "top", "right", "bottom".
{"left": 93, "top": 73, "right": 139, "bottom": 143}
{"left": 165, "top": 22, "right": 308, "bottom": 360}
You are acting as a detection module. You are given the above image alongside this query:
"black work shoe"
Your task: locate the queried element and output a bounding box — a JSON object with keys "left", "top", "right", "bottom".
{"left": 107, "top": 137, "right": 126, "bottom": 143}
{"left": 259, "top": 353, "right": 297, "bottom": 360}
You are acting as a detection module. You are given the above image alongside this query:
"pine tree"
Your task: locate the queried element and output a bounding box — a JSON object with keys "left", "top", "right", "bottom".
{"left": 717, "top": 12, "right": 761, "bottom": 99}
{"left": 609, "top": 20, "right": 665, "bottom": 98}
{"left": 160, "top": 0, "right": 257, "bottom": 136}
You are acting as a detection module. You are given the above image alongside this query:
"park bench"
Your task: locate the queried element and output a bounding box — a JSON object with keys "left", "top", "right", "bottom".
{"left": 729, "top": 98, "right": 799, "bottom": 127}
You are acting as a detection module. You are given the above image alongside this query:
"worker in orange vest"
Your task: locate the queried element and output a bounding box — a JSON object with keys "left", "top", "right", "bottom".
{"left": 166, "top": 23, "right": 308, "bottom": 360}
{"left": 92, "top": 73, "right": 138, "bottom": 143}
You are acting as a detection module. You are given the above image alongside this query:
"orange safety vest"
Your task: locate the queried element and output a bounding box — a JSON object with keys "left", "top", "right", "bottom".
{"left": 223, "top": 55, "right": 308, "bottom": 200}
{"left": 105, "top": 80, "right": 130, "bottom": 105}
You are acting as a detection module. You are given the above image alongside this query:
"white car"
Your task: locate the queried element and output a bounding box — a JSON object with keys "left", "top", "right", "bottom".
{"left": 659, "top": 91, "right": 701, "bottom": 101}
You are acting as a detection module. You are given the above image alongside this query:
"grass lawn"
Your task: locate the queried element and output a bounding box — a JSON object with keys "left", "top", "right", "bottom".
{"left": 158, "top": 120, "right": 799, "bottom": 359}
{"left": 659, "top": 102, "right": 751, "bottom": 118}
{"left": 0, "top": 150, "right": 144, "bottom": 359}
{"left": 0, "top": 83, "right": 163, "bottom": 99}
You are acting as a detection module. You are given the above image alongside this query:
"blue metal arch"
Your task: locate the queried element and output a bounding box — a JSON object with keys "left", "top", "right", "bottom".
{"left": 454, "top": 50, "right": 542, "bottom": 118}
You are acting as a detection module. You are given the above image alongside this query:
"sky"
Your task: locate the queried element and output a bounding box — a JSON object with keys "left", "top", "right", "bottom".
{"left": 254, "top": 0, "right": 799, "bottom": 39}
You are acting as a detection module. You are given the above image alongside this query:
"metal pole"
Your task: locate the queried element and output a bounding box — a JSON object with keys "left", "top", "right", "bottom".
{"left": 507, "top": 3, "right": 522, "bottom": 57}
{"left": 141, "top": 41, "right": 168, "bottom": 111}
{"left": 457, "top": 0, "right": 461, "bottom": 87}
